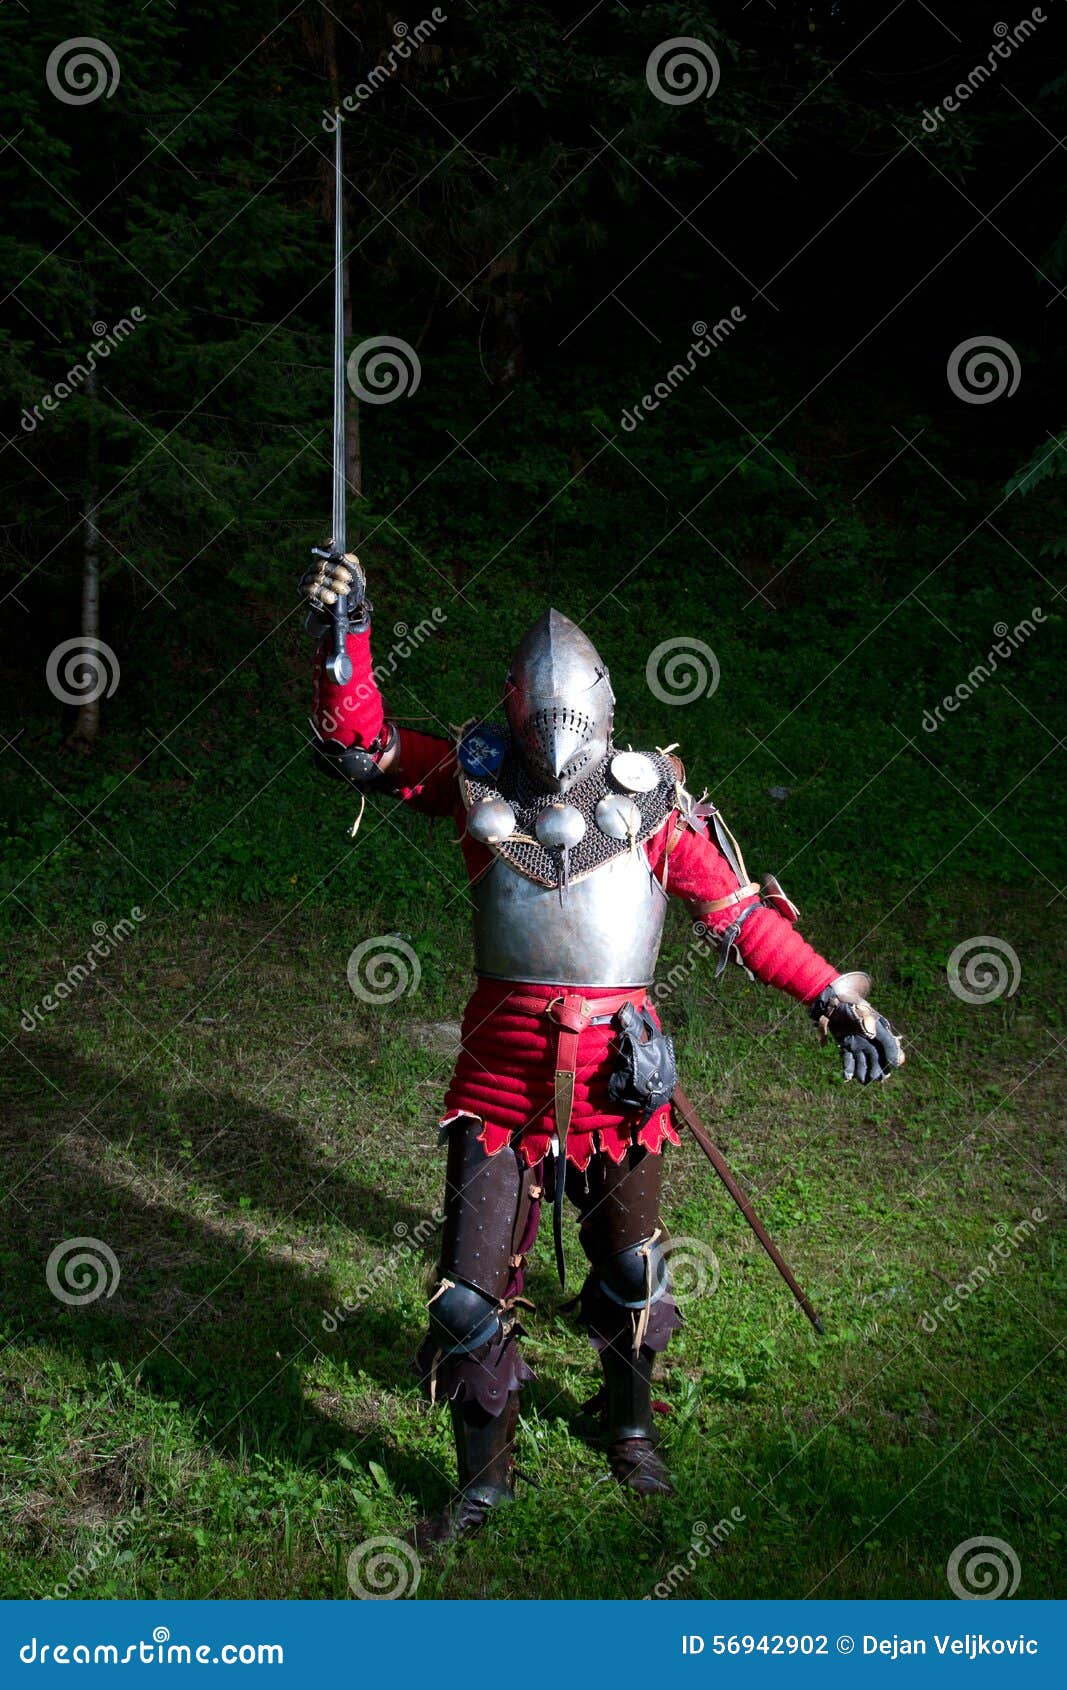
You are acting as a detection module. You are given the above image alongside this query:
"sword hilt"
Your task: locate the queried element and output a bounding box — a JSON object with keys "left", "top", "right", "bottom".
{"left": 310, "top": 545, "right": 360, "bottom": 686}
{"left": 325, "top": 608, "right": 352, "bottom": 686}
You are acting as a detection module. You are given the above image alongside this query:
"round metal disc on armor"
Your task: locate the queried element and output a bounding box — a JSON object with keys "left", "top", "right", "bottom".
{"left": 534, "top": 803, "right": 586, "bottom": 850}
{"left": 467, "top": 797, "right": 517, "bottom": 845}
{"left": 595, "top": 793, "right": 642, "bottom": 840}
{"left": 610, "top": 750, "right": 659, "bottom": 794}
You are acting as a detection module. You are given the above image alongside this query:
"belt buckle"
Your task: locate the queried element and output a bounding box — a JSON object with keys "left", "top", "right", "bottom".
{"left": 548, "top": 992, "right": 595, "bottom": 1033}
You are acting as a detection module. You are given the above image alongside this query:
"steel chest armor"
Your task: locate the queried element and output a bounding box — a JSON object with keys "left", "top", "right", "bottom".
{"left": 471, "top": 849, "right": 669, "bottom": 987}
{"left": 462, "top": 609, "right": 677, "bottom": 990}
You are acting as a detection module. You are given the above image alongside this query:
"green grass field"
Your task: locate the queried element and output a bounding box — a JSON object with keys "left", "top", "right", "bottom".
{"left": 2, "top": 881, "right": 1062, "bottom": 1601}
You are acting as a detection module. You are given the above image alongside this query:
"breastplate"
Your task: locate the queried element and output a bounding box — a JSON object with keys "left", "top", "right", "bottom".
{"left": 471, "top": 850, "right": 669, "bottom": 988}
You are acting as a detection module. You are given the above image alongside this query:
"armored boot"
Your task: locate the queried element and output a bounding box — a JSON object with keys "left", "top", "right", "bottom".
{"left": 411, "top": 1391, "right": 520, "bottom": 1550}
{"left": 601, "top": 1340, "right": 674, "bottom": 1497}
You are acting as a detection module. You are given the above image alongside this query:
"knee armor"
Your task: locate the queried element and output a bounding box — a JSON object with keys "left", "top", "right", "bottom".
{"left": 428, "top": 1278, "right": 502, "bottom": 1356}
{"left": 598, "top": 1237, "right": 669, "bottom": 1310}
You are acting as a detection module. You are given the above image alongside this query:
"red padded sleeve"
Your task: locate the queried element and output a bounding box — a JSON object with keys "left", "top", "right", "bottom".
{"left": 312, "top": 625, "right": 458, "bottom": 818}
{"left": 647, "top": 817, "right": 837, "bottom": 1004}
{"left": 312, "top": 623, "right": 384, "bottom": 748}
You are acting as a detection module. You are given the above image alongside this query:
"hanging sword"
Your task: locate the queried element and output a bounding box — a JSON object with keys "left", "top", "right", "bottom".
{"left": 309, "top": 123, "right": 353, "bottom": 685}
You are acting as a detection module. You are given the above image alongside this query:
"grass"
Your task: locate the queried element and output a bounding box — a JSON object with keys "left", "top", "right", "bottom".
{"left": 1, "top": 882, "right": 1063, "bottom": 1602}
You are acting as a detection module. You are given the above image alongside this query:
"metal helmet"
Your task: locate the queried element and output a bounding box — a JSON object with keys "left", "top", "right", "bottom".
{"left": 504, "top": 608, "right": 614, "bottom": 792}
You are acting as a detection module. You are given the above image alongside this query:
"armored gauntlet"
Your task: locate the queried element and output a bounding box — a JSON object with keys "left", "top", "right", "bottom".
{"left": 810, "top": 972, "right": 904, "bottom": 1085}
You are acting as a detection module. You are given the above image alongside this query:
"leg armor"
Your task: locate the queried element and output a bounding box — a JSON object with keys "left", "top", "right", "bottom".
{"left": 568, "top": 1146, "right": 682, "bottom": 1496}
{"left": 416, "top": 1115, "right": 540, "bottom": 1416}
{"left": 413, "top": 1117, "right": 541, "bottom": 1548}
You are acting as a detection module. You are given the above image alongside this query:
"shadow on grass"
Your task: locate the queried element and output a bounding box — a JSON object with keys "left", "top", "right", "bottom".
{"left": 0, "top": 1039, "right": 445, "bottom": 1500}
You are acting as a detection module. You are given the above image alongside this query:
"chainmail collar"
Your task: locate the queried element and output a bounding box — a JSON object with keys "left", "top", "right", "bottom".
{"left": 459, "top": 733, "right": 678, "bottom": 889}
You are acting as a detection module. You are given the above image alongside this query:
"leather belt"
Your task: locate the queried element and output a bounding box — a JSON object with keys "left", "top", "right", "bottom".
{"left": 506, "top": 986, "right": 647, "bottom": 1288}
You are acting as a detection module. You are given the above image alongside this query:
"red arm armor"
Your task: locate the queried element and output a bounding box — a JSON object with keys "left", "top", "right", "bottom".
{"left": 646, "top": 817, "right": 837, "bottom": 1004}
{"left": 312, "top": 624, "right": 457, "bottom": 818}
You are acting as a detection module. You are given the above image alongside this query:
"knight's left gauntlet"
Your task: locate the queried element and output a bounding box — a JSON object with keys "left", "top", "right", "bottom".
{"left": 810, "top": 972, "right": 904, "bottom": 1085}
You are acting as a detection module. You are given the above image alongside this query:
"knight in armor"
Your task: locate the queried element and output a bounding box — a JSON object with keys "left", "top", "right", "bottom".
{"left": 301, "top": 553, "right": 904, "bottom": 1548}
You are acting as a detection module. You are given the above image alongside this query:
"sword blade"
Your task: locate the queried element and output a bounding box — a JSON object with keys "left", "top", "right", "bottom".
{"left": 331, "top": 122, "right": 346, "bottom": 555}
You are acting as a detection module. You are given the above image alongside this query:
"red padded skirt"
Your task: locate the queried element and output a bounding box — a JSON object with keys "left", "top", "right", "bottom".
{"left": 441, "top": 977, "right": 681, "bottom": 1171}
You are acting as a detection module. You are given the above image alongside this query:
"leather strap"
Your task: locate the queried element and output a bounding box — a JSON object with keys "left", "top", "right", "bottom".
{"left": 688, "top": 882, "right": 760, "bottom": 918}
{"left": 503, "top": 987, "right": 648, "bottom": 1289}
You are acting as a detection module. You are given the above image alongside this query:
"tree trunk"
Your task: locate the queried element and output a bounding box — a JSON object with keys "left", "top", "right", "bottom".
{"left": 67, "top": 356, "right": 101, "bottom": 751}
